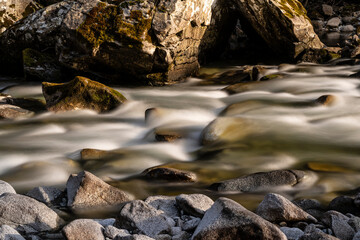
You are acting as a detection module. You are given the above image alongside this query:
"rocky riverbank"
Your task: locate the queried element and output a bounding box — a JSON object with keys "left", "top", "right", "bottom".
{"left": 2, "top": 170, "right": 360, "bottom": 240}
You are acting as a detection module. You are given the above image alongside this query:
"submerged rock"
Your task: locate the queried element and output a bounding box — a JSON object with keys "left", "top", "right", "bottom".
{"left": 66, "top": 171, "right": 133, "bottom": 213}
{"left": 142, "top": 167, "right": 197, "bottom": 183}
{"left": 192, "top": 197, "right": 287, "bottom": 239}
{"left": 42, "top": 76, "right": 126, "bottom": 113}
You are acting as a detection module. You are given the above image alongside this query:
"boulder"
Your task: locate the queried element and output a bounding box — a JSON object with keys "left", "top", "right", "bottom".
{"left": 142, "top": 167, "right": 197, "bottom": 183}
{"left": 62, "top": 219, "right": 105, "bottom": 240}
{"left": 0, "top": 193, "right": 64, "bottom": 234}
{"left": 145, "top": 195, "right": 179, "bottom": 218}
{"left": 210, "top": 170, "right": 307, "bottom": 192}
{"left": 232, "top": 0, "right": 323, "bottom": 59}
{"left": 0, "top": 104, "right": 34, "bottom": 119}
{"left": 42, "top": 76, "right": 126, "bottom": 113}
{"left": 0, "top": 0, "right": 42, "bottom": 33}
{"left": 66, "top": 171, "right": 133, "bottom": 213}
{"left": 0, "top": 180, "right": 16, "bottom": 195}
{"left": 280, "top": 227, "right": 304, "bottom": 240}
{"left": 192, "top": 197, "right": 287, "bottom": 240}
{"left": 114, "top": 200, "right": 174, "bottom": 238}
{"left": 175, "top": 194, "right": 214, "bottom": 218}
{"left": 256, "top": 193, "right": 317, "bottom": 223}
{"left": 26, "top": 186, "right": 63, "bottom": 206}
{"left": 0, "top": 225, "right": 25, "bottom": 240}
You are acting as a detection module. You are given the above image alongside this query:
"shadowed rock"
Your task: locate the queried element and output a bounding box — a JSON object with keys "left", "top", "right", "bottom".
{"left": 142, "top": 167, "right": 197, "bottom": 183}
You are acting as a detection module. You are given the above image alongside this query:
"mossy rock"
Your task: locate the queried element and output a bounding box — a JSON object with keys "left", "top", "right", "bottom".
{"left": 42, "top": 76, "right": 126, "bottom": 113}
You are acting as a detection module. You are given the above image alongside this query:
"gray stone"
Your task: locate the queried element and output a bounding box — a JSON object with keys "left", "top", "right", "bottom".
{"left": 192, "top": 197, "right": 287, "bottom": 240}
{"left": 280, "top": 227, "right": 304, "bottom": 240}
{"left": 66, "top": 171, "right": 133, "bottom": 213}
{"left": 321, "top": 211, "right": 349, "bottom": 227}
{"left": 115, "top": 200, "right": 173, "bottom": 238}
{"left": 0, "top": 104, "right": 34, "bottom": 119}
{"left": 95, "top": 218, "right": 116, "bottom": 227}
{"left": 330, "top": 214, "right": 355, "bottom": 240}
{"left": 294, "top": 199, "right": 323, "bottom": 211}
{"left": 175, "top": 194, "right": 214, "bottom": 218}
{"left": 353, "top": 231, "right": 360, "bottom": 240}
{"left": 327, "top": 17, "right": 342, "bottom": 28}
{"left": 182, "top": 218, "right": 201, "bottom": 231}
{"left": 322, "top": 4, "right": 334, "bottom": 17}
{"left": 210, "top": 170, "right": 306, "bottom": 192}
{"left": 142, "top": 167, "right": 197, "bottom": 182}
{"left": 115, "top": 234, "right": 156, "bottom": 240}
{"left": 0, "top": 193, "right": 64, "bottom": 234}
{"left": 329, "top": 196, "right": 360, "bottom": 216}
{"left": 299, "top": 224, "right": 339, "bottom": 240}
{"left": 256, "top": 193, "right": 317, "bottom": 223}
{"left": 104, "top": 226, "right": 130, "bottom": 239}
{"left": 62, "top": 219, "right": 105, "bottom": 240}
{"left": 145, "top": 196, "right": 179, "bottom": 218}
{"left": 170, "top": 227, "right": 182, "bottom": 236}
{"left": 341, "top": 25, "right": 355, "bottom": 32}
{"left": 347, "top": 214, "right": 360, "bottom": 232}
{"left": 26, "top": 186, "right": 63, "bottom": 205}
{"left": 0, "top": 225, "right": 25, "bottom": 240}
{"left": 0, "top": 180, "right": 16, "bottom": 195}
{"left": 172, "top": 231, "right": 192, "bottom": 240}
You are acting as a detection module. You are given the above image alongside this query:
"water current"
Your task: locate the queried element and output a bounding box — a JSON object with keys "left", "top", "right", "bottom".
{"left": 1, "top": 62, "right": 360, "bottom": 210}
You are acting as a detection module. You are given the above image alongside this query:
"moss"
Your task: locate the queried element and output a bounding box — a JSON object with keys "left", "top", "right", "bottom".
{"left": 22, "top": 48, "right": 50, "bottom": 67}
{"left": 22, "top": 2, "right": 42, "bottom": 18}
{"left": 260, "top": 74, "right": 282, "bottom": 81}
{"left": 77, "top": 1, "right": 152, "bottom": 49}
{"left": 278, "top": 0, "right": 309, "bottom": 19}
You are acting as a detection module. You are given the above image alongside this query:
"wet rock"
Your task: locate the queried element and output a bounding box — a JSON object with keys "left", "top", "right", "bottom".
{"left": 62, "top": 219, "right": 105, "bottom": 240}
{"left": 352, "top": 46, "right": 360, "bottom": 58}
{"left": 104, "top": 226, "right": 130, "bottom": 239}
{"left": 233, "top": 0, "right": 323, "bottom": 60}
{"left": 145, "top": 195, "right": 179, "bottom": 218}
{"left": 142, "top": 167, "right": 197, "bottom": 183}
{"left": 280, "top": 227, "right": 304, "bottom": 240}
{"left": 154, "top": 129, "right": 183, "bottom": 142}
{"left": 0, "top": 180, "right": 16, "bottom": 195}
{"left": 0, "top": 193, "right": 64, "bottom": 234}
{"left": 210, "top": 170, "right": 306, "bottom": 192}
{"left": 315, "top": 95, "right": 336, "bottom": 106}
{"left": 192, "top": 197, "right": 287, "bottom": 240}
{"left": 0, "top": 225, "right": 25, "bottom": 240}
{"left": 114, "top": 200, "right": 173, "bottom": 238}
{"left": 0, "top": 104, "right": 34, "bottom": 119}
{"left": 175, "top": 194, "right": 214, "bottom": 218}
{"left": 66, "top": 171, "right": 133, "bottom": 213}
{"left": 300, "top": 224, "right": 339, "bottom": 240}
{"left": 80, "top": 148, "right": 110, "bottom": 160}
{"left": 42, "top": 76, "right": 126, "bottom": 113}
{"left": 329, "top": 196, "right": 360, "bottom": 216}
{"left": 256, "top": 193, "right": 317, "bottom": 223}
{"left": 327, "top": 17, "right": 342, "bottom": 28}
{"left": 3, "top": 97, "right": 47, "bottom": 113}
{"left": 0, "top": 0, "right": 42, "bottom": 33}
{"left": 26, "top": 186, "right": 63, "bottom": 206}
{"left": 322, "top": 4, "right": 334, "bottom": 17}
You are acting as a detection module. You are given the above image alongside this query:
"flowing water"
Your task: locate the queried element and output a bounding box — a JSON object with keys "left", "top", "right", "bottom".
{"left": 1, "top": 62, "right": 360, "bottom": 210}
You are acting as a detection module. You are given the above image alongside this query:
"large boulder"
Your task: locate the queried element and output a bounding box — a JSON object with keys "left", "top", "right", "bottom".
{"left": 42, "top": 76, "right": 126, "bottom": 113}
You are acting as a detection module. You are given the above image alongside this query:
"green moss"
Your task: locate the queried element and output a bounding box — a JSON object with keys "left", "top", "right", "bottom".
{"left": 77, "top": 1, "right": 152, "bottom": 49}
{"left": 22, "top": 48, "right": 50, "bottom": 67}
{"left": 278, "top": 0, "right": 309, "bottom": 19}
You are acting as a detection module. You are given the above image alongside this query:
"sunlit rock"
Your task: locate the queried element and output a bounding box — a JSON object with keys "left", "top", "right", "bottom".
{"left": 0, "top": 180, "right": 16, "bottom": 195}
{"left": 175, "top": 194, "right": 214, "bottom": 218}
{"left": 63, "top": 219, "right": 105, "bottom": 240}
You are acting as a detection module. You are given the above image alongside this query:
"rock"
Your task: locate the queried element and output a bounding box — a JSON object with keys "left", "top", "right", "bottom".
{"left": 172, "top": 231, "right": 191, "bottom": 240}
{"left": 3, "top": 97, "right": 47, "bottom": 113}
{"left": 192, "top": 197, "right": 287, "bottom": 240}
{"left": 154, "top": 128, "right": 183, "bottom": 142}
{"left": 233, "top": 0, "right": 323, "bottom": 59}
{"left": 182, "top": 217, "right": 201, "bottom": 231}
{"left": 330, "top": 214, "right": 355, "bottom": 240}
{"left": 42, "top": 76, "right": 126, "bottom": 113}
{"left": 0, "top": 193, "right": 64, "bottom": 234}
{"left": 0, "top": 180, "right": 16, "bottom": 195}
{"left": 280, "top": 227, "right": 304, "bottom": 240}
{"left": 145, "top": 195, "right": 179, "bottom": 218}
{"left": 62, "top": 219, "right": 105, "bottom": 240}
{"left": 354, "top": 231, "right": 360, "bottom": 240}
{"left": 0, "top": 225, "right": 25, "bottom": 240}
{"left": 322, "top": 4, "right": 334, "bottom": 17}
{"left": 354, "top": 192, "right": 360, "bottom": 208}
{"left": 294, "top": 199, "right": 323, "bottom": 211}
{"left": 341, "top": 25, "right": 355, "bottom": 32}
{"left": 327, "top": 17, "right": 341, "bottom": 28}
{"left": 66, "top": 171, "right": 133, "bottom": 213}
{"left": 352, "top": 46, "right": 360, "bottom": 58}
{"left": 0, "top": 0, "right": 42, "bottom": 33}
{"left": 347, "top": 214, "right": 360, "bottom": 232}
{"left": 256, "top": 193, "right": 317, "bottom": 223}
{"left": 104, "top": 226, "right": 130, "bottom": 239}
{"left": 142, "top": 167, "right": 197, "bottom": 183}
{"left": 95, "top": 218, "right": 115, "bottom": 227}
{"left": 115, "top": 235, "right": 155, "bottom": 240}
{"left": 0, "top": 104, "right": 34, "bottom": 119}
{"left": 300, "top": 224, "right": 339, "bottom": 240}
{"left": 114, "top": 200, "right": 173, "bottom": 238}
{"left": 175, "top": 194, "right": 214, "bottom": 218}
{"left": 26, "top": 186, "right": 63, "bottom": 206}
{"left": 328, "top": 196, "right": 360, "bottom": 216}
{"left": 210, "top": 170, "right": 306, "bottom": 192}
{"left": 315, "top": 95, "right": 336, "bottom": 106}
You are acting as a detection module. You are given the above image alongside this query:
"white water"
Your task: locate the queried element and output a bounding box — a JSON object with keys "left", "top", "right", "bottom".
{"left": 1, "top": 63, "right": 360, "bottom": 208}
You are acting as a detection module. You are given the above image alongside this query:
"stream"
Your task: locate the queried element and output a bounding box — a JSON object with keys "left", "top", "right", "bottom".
{"left": 1, "top": 62, "right": 360, "bottom": 211}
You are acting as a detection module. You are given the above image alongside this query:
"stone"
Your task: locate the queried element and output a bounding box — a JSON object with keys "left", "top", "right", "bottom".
{"left": 0, "top": 104, "right": 34, "bottom": 119}
{"left": 300, "top": 224, "right": 339, "bottom": 240}
{"left": 0, "top": 193, "right": 64, "bottom": 234}
{"left": 347, "top": 214, "right": 360, "bottom": 232}
{"left": 0, "top": 0, "right": 42, "bottom": 33}
{"left": 62, "top": 219, "right": 105, "bottom": 240}
{"left": 327, "top": 17, "right": 341, "bottom": 28}
{"left": 322, "top": 4, "right": 334, "bottom": 17}
{"left": 256, "top": 193, "right": 317, "bottom": 223}
{"left": 294, "top": 199, "right": 323, "bottom": 211}
{"left": 80, "top": 148, "right": 110, "bottom": 160}
{"left": 114, "top": 200, "right": 173, "bottom": 238}
{"left": 182, "top": 217, "right": 201, "bottom": 231}
{"left": 172, "top": 231, "right": 191, "bottom": 240}
{"left": 142, "top": 167, "right": 197, "bottom": 183}
{"left": 330, "top": 214, "right": 355, "bottom": 240}
{"left": 314, "top": 95, "right": 336, "bottom": 106}
{"left": 42, "top": 76, "right": 126, "bottom": 113}
{"left": 280, "top": 227, "right": 304, "bottom": 240}
{"left": 66, "top": 171, "right": 133, "bottom": 213}
{"left": 145, "top": 195, "right": 179, "bottom": 218}
{"left": 351, "top": 46, "right": 360, "bottom": 58}
{"left": 328, "top": 196, "right": 360, "bottom": 216}
{"left": 0, "top": 225, "right": 25, "bottom": 240}
{"left": 0, "top": 180, "right": 16, "bottom": 195}
{"left": 26, "top": 186, "right": 63, "bottom": 206}
{"left": 341, "top": 25, "right": 355, "bottom": 32}
{"left": 104, "top": 226, "right": 130, "bottom": 239}
{"left": 154, "top": 129, "right": 183, "bottom": 142}
{"left": 210, "top": 170, "right": 306, "bottom": 192}
{"left": 175, "top": 194, "right": 214, "bottom": 218}
{"left": 354, "top": 192, "right": 360, "bottom": 208}
{"left": 354, "top": 231, "right": 360, "bottom": 240}
{"left": 95, "top": 218, "right": 115, "bottom": 227}
{"left": 3, "top": 97, "right": 47, "bottom": 113}
{"left": 192, "top": 197, "right": 287, "bottom": 240}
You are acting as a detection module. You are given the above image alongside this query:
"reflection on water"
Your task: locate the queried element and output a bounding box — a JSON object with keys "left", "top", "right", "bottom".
{"left": 1, "top": 63, "right": 360, "bottom": 210}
